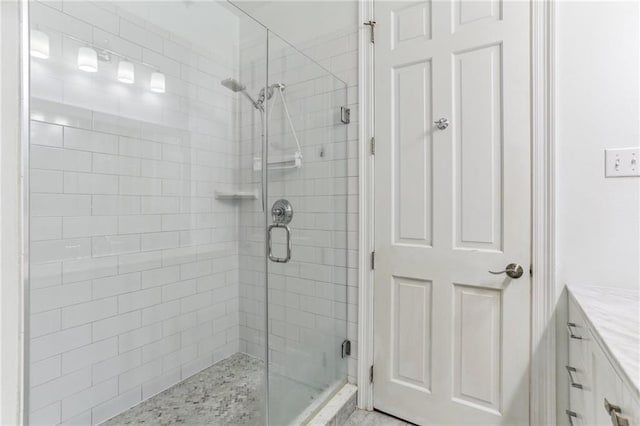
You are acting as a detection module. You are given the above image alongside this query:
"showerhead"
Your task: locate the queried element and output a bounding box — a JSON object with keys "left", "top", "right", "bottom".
{"left": 221, "top": 77, "right": 264, "bottom": 111}
{"left": 221, "top": 78, "right": 246, "bottom": 93}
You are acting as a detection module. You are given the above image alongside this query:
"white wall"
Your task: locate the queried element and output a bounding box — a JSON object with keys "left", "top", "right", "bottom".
{"left": 556, "top": 0, "right": 640, "bottom": 291}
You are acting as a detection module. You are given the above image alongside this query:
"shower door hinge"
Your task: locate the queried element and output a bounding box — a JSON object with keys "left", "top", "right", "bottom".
{"left": 370, "top": 137, "right": 375, "bottom": 155}
{"left": 340, "top": 106, "right": 351, "bottom": 124}
{"left": 341, "top": 339, "right": 351, "bottom": 358}
{"left": 364, "top": 20, "right": 377, "bottom": 44}
{"left": 371, "top": 251, "right": 375, "bottom": 270}
{"left": 370, "top": 365, "right": 374, "bottom": 383}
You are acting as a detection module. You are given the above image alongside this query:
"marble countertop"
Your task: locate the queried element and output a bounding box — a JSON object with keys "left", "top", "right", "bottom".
{"left": 568, "top": 284, "right": 640, "bottom": 396}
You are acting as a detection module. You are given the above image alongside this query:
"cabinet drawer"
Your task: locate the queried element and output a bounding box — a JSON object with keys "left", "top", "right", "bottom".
{"left": 568, "top": 298, "right": 590, "bottom": 369}
{"left": 568, "top": 387, "right": 590, "bottom": 426}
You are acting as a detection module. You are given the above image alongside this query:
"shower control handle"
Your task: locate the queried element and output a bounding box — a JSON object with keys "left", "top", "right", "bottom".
{"left": 268, "top": 223, "right": 292, "bottom": 263}
{"left": 268, "top": 200, "right": 293, "bottom": 263}
{"left": 271, "top": 199, "right": 293, "bottom": 224}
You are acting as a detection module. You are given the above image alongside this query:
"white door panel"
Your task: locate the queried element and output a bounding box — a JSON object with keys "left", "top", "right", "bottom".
{"left": 374, "top": 1, "right": 531, "bottom": 424}
{"left": 393, "top": 59, "right": 434, "bottom": 247}
{"left": 453, "top": 0, "right": 502, "bottom": 32}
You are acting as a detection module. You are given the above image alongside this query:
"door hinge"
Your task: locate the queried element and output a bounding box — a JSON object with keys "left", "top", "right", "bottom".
{"left": 530, "top": 264, "right": 533, "bottom": 277}
{"left": 341, "top": 339, "right": 351, "bottom": 358}
{"left": 370, "top": 137, "right": 375, "bottom": 155}
{"left": 371, "top": 251, "right": 375, "bottom": 270}
{"left": 363, "top": 20, "right": 376, "bottom": 44}
{"left": 370, "top": 365, "right": 374, "bottom": 383}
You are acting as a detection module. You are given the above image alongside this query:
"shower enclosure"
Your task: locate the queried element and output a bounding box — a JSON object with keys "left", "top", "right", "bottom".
{"left": 26, "top": 1, "right": 350, "bottom": 424}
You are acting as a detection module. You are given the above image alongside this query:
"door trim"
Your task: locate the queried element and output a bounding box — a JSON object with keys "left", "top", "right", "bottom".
{"left": 356, "top": 0, "right": 558, "bottom": 424}
{"left": 530, "top": 0, "right": 558, "bottom": 425}
{"left": 356, "top": 0, "right": 375, "bottom": 410}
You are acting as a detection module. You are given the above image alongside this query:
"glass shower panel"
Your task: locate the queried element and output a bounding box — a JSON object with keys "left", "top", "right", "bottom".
{"left": 265, "top": 32, "right": 349, "bottom": 425}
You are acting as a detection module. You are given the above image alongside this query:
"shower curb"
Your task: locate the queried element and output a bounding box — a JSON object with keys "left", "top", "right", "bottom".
{"left": 307, "top": 383, "right": 357, "bottom": 426}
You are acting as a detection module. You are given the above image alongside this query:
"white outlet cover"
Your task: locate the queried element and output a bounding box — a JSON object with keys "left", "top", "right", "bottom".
{"left": 605, "top": 147, "right": 640, "bottom": 177}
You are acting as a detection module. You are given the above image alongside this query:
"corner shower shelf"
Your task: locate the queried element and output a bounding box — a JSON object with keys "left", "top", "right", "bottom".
{"left": 253, "top": 152, "right": 302, "bottom": 171}
{"left": 214, "top": 190, "right": 258, "bottom": 200}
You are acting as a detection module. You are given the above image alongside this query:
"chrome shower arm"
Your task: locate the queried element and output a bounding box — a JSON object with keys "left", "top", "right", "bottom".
{"left": 241, "top": 91, "right": 263, "bottom": 111}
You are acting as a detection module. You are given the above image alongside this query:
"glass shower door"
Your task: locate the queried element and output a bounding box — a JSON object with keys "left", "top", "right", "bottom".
{"left": 265, "top": 32, "right": 350, "bottom": 425}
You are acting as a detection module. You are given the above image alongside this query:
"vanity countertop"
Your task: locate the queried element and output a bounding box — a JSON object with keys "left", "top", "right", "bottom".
{"left": 568, "top": 284, "right": 640, "bottom": 395}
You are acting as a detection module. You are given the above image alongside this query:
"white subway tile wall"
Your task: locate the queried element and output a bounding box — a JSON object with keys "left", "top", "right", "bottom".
{"left": 29, "top": 1, "right": 242, "bottom": 424}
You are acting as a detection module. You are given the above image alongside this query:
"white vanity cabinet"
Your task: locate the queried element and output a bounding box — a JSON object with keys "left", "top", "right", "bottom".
{"left": 567, "top": 295, "right": 639, "bottom": 426}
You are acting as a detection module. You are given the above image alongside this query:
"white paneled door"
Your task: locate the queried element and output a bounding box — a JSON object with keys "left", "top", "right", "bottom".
{"left": 373, "top": 1, "right": 531, "bottom": 424}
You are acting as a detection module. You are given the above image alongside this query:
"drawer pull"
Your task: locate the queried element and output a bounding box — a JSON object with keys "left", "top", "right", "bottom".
{"left": 612, "top": 411, "right": 630, "bottom": 426}
{"left": 565, "top": 409, "right": 578, "bottom": 426}
{"left": 567, "top": 322, "right": 583, "bottom": 340}
{"left": 604, "top": 398, "right": 629, "bottom": 426}
{"left": 566, "top": 366, "right": 583, "bottom": 389}
{"left": 605, "top": 398, "right": 622, "bottom": 415}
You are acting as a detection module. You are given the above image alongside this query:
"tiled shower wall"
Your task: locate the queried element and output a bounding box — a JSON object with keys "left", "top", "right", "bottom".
{"left": 236, "top": 27, "right": 360, "bottom": 387}
{"left": 28, "top": 2, "right": 241, "bottom": 424}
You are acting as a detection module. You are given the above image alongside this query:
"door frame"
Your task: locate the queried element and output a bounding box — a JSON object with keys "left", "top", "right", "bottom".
{"left": 356, "top": 1, "right": 558, "bottom": 424}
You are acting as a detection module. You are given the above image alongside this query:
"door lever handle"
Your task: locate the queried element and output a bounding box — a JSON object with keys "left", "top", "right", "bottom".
{"left": 489, "top": 263, "right": 524, "bottom": 279}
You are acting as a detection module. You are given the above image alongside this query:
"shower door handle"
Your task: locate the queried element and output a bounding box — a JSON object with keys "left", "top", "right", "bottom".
{"left": 268, "top": 223, "right": 292, "bottom": 263}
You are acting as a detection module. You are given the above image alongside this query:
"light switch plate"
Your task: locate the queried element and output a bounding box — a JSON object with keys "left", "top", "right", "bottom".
{"left": 605, "top": 147, "right": 640, "bottom": 177}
